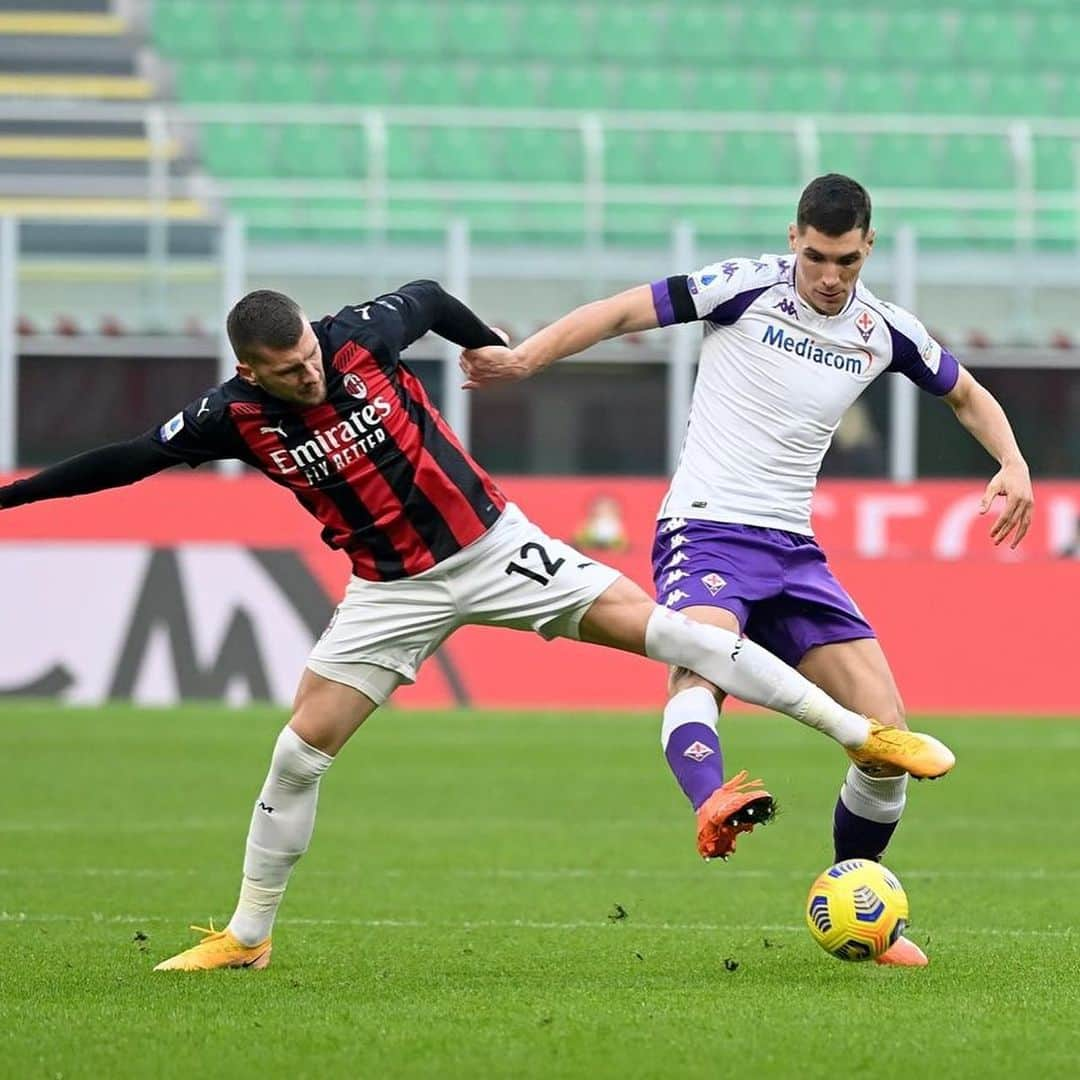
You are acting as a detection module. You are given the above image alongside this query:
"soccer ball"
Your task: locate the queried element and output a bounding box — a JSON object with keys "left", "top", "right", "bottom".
{"left": 805, "top": 859, "right": 909, "bottom": 961}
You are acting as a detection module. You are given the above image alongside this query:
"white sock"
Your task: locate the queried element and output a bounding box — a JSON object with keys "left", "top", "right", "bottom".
{"left": 644, "top": 606, "right": 870, "bottom": 749}
{"left": 227, "top": 726, "right": 333, "bottom": 946}
{"left": 660, "top": 686, "right": 719, "bottom": 750}
{"left": 840, "top": 765, "right": 908, "bottom": 823}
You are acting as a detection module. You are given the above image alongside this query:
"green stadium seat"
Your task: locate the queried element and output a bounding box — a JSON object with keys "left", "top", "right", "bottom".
{"left": 428, "top": 127, "right": 500, "bottom": 181}
{"left": 604, "top": 130, "right": 646, "bottom": 184}
{"left": 520, "top": 202, "right": 586, "bottom": 244}
{"left": 450, "top": 200, "right": 525, "bottom": 245}
{"left": 604, "top": 202, "right": 674, "bottom": 246}
{"left": 1030, "top": 15, "right": 1080, "bottom": 71}
{"left": 153, "top": 0, "right": 221, "bottom": 57}
{"left": 734, "top": 8, "right": 806, "bottom": 63}
{"left": 881, "top": 12, "right": 954, "bottom": 67}
{"left": 387, "top": 127, "right": 431, "bottom": 180}
{"left": 817, "top": 134, "right": 868, "bottom": 182}
{"left": 863, "top": 134, "right": 937, "bottom": 189}
{"left": 371, "top": 2, "right": 444, "bottom": 59}
{"left": 319, "top": 64, "right": 394, "bottom": 105}
{"left": 691, "top": 203, "right": 773, "bottom": 245}
{"left": 177, "top": 60, "right": 252, "bottom": 103}
{"left": 1033, "top": 138, "right": 1079, "bottom": 190}
{"left": 468, "top": 66, "right": 544, "bottom": 108}
{"left": 518, "top": 5, "right": 588, "bottom": 61}
{"left": 911, "top": 71, "right": 984, "bottom": 115}
{"left": 716, "top": 133, "right": 798, "bottom": 187}
{"left": 297, "top": 1, "right": 368, "bottom": 56}
{"left": 938, "top": 135, "right": 1015, "bottom": 189}
{"left": 277, "top": 124, "right": 365, "bottom": 180}
{"left": 810, "top": 11, "right": 881, "bottom": 62}
{"left": 615, "top": 68, "right": 688, "bottom": 111}
{"left": 203, "top": 124, "right": 275, "bottom": 177}
{"left": 985, "top": 73, "right": 1053, "bottom": 117}
{"left": 661, "top": 6, "right": 734, "bottom": 64}
{"left": 502, "top": 128, "right": 583, "bottom": 182}
{"left": 953, "top": 12, "right": 1028, "bottom": 68}
{"left": 223, "top": 0, "right": 295, "bottom": 58}
{"left": 647, "top": 131, "right": 720, "bottom": 185}
{"left": 305, "top": 198, "right": 370, "bottom": 243}
{"left": 1055, "top": 75, "right": 1080, "bottom": 116}
{"left": 230, "top": 197, "right": 303, "bottom": 243}
{"left": 388, "top": 198, "right": 447, "bottom": 245}
{"left": 251, "top": 64, "right": 318, "bottom": 104}
{"left": 1036, "top": 210, "right": 1079, "bottom": 251}
{"left": 446, "top": 3, "right": 516, "bottom": 59}
{"left": 545, "top": 66, "right": 612, "bottom": 110}
{"left": 396, "top": 65, "right": 468, "bottom": 106}
{"left": 592, "top": 7, "right": 662, "bottom": 62}
{"left": 686, "top": 69, "right": 763, "bottom": 112}
{"left": 761, "top": 69, "right": 833, "bottom": 113}
{"left": 833, "top": 72, "right": 911, "bottom": 114}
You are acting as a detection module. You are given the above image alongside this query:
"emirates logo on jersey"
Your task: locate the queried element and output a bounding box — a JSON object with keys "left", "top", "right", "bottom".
{"left": 343, "top": 373, "right": 368, "bottom": 399}
{"left": 855, "top": 311, "right": 876, "bottom": 342}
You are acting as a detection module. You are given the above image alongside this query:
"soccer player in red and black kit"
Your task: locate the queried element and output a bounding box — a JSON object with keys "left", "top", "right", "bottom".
{"left": 0, "top": 281, "right": 954, "bottom": 971}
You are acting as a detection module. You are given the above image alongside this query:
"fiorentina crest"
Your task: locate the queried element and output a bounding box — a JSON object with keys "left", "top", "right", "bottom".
{"left": 683, "top": 740, "right": 715, "bottom": 762}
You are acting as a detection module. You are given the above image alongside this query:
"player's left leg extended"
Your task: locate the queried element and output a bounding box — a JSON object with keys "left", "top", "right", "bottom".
{"left": 154, "top": 667, "right": 396, "bottom": 971}
{"left": 798, "top": 638, "right": 928, "bottom": 968}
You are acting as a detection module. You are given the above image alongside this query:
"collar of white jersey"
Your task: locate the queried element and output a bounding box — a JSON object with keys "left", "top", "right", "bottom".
{"left": 788, "top": 257, "right": 860, "bottom": 319}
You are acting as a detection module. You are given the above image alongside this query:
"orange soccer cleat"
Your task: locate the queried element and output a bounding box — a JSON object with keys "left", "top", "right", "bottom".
{"left": 153, "top": 921, "right": 272, "bottom": 972}
{"left": 695, "top": 770, "right": 776, "bottom": 861}
{"left": 847, "top": 721, "right": 956, "bottom": 780}
{"left": 875, "top": 935, "right": 928, "bottom": 967}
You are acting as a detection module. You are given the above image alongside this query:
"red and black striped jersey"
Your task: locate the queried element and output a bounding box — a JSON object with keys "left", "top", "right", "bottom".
{"left": 150, "top": 281, "right": 507, "bottom": 580}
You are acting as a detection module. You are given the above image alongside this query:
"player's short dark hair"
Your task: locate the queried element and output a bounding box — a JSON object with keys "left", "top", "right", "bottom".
{"left": 796, "top": 174, "right": 872, "bottom": 236}
{"left": 227, "top": 289, "right": 304, "bottom": 362}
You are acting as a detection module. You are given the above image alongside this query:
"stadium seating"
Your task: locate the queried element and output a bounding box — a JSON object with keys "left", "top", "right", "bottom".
{"left": 138, "top": 1, "right": 1080, "bottom": 248}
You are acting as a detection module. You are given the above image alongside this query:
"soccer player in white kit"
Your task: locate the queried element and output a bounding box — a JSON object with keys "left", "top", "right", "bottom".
{"left": 461, "top": 175, "right": 1034, "bottom": 967}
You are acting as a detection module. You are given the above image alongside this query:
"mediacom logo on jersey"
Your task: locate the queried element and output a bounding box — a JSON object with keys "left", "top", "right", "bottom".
{"left": 761, "top": 324, "right": 868, "bottom": 375}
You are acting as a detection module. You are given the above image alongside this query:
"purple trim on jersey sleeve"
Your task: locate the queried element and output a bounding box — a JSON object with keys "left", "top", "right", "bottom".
{"left": 887, "top": 325, "right": 960, "bottom": 396}
{"left": 705, "top": 284, "right": 774, "bottom": 326}
{"left": 651, "top": 279, "right": 676, "bottom": 327}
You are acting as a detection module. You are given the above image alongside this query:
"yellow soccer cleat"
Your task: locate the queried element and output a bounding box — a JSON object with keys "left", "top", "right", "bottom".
{"left": 847, "top": 721, "right": 956, "bottom": 780}
{"left": 875, "top": 935, "right": 929, "bottom": 967}
{"left": 153, "top": 921, "right": 271, "bottom": 972}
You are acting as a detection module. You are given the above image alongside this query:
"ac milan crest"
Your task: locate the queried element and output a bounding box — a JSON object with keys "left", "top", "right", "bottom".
{"left": 343, "top": 373, "right": 368, "bottom": 399}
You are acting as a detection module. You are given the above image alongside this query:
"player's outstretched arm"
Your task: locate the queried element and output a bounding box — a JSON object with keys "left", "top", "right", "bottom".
{"left": 944, "top": 365, "right": 1034, "bottom": 548}
{"left": 0, "top": 433, "right": 178, "bottom": 510}
{"left": 460, "top": 284, "right": 660, "bottom": 389}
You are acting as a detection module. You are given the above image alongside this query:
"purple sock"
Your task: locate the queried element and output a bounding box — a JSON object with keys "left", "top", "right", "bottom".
{"left": 832, "top": 798, "right": 900, "bottom": 863}
{"left": 665, "top": 722, "right": 723, "bottom": 810}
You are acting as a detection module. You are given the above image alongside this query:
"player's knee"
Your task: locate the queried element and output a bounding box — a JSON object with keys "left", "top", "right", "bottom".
{"left": 272, "top": 725, "right": 333, "bottom": 787}
{"left": 668, "top": 666, "right": 725, "bottom": 707}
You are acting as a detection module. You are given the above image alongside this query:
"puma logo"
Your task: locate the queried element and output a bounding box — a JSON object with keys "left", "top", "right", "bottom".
{"left": 259, "top": 424, "right": 287, "bottom": 438}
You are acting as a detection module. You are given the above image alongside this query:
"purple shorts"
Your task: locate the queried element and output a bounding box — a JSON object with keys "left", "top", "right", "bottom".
{"left": 651, "top": 519, "right": 875, "bottom": 668}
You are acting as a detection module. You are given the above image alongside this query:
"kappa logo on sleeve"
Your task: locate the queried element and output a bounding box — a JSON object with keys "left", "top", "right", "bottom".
{"left": 159, "top": 413, "right": 185, "bottom": 441}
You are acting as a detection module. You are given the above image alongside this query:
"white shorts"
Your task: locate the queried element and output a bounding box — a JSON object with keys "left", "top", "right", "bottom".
{"left": 306, "top": 503, "right": 621, "bottom": 700}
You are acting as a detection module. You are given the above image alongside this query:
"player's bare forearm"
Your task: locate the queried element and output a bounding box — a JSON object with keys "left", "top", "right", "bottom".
{"left": 460, "top": 285, "right": 659, "bottom": 388}
{"left": 945, "top": 366, "right": 1033, "bottom": 547}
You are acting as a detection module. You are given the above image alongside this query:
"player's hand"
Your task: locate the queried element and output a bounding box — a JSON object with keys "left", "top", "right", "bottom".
{"left": 460, "top": 340, "right": 537, "bottom": 390}
{"left": 979, "top": 459, "right": 1033, "bottom": 548}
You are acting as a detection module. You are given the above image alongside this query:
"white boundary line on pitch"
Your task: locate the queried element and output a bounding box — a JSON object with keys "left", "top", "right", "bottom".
{"left": 2, "top": 866, "right": 1080, "bottom": 881}
{"left": 0, "top": 912, "right": 1074, "bottom": 937}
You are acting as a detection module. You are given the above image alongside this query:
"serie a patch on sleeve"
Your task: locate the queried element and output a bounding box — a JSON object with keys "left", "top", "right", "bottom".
{"left": 160, "top": 413, "right": 185, "bottom": 441}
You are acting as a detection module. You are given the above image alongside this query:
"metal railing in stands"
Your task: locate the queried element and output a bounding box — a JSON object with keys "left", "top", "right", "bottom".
{"left": 2, "top": 101, "right": 1080, "bottom": 246}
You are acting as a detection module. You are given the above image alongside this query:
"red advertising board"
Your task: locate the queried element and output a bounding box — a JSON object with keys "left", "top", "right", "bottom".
{"left": 2, "top": 474, "right": 1077, "bottom": 713}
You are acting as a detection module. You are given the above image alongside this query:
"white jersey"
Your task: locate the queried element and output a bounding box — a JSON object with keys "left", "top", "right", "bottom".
{"left": 650, "top": 254, "right": 960, "bottom": 534}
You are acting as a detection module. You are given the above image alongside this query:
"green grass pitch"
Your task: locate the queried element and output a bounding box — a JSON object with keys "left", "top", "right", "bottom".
{"left": 1, "top": 703, "right": 1077, "bottom": 1079}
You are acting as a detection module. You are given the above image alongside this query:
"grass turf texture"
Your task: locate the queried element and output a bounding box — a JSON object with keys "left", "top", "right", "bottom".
{"left": 1, "top": 705, "right": 1077, "bottom": 1079}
